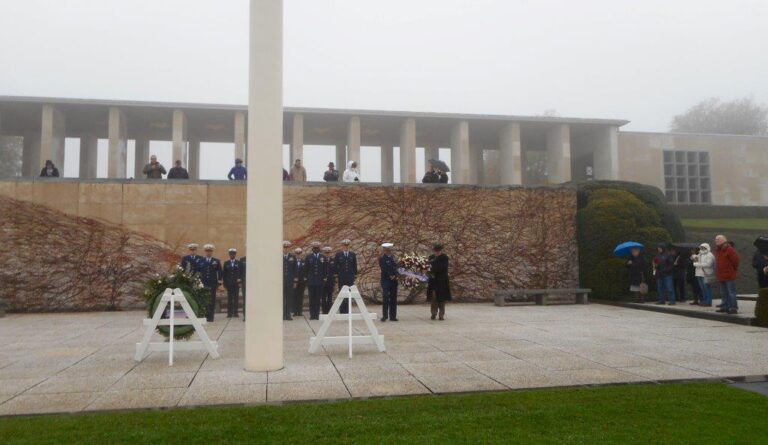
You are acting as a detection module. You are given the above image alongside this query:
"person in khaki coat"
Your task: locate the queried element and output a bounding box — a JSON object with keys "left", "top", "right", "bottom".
{"left": 290, "top": 159, "right": 307, "bottom": 182}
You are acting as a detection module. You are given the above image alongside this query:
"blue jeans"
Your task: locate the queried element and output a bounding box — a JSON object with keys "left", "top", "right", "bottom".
{"left": 657, "top": 275, "right": 676, "bottom": 303}
{"left": 696, "top": 277, "right": 712, "bottom": 305}
{"left": 719, "top": 281, "right": 738, "bottom": 311}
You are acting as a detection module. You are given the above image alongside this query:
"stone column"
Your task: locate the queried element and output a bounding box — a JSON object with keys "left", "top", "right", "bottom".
{"left": 335, "top": 143, "right": 346, "bottom": 172}
{"left": 380, "top": 144, "right": 393, "bottom": 184}
{"left": 470, "top": 146, "right": 484, "bottom": 185}
{"left": 425, "top": 144, "right": 439, "bottom": 165}
{"left": 22, "top": 133, "right": 41, "bottom": 177}
{"left": 172, "top": 110, "right": 188, "bottom": 167}
{"left": 592, "top": 126, "right": 619, "bottom": 181}
{"left": 40, "top": 104, "right": 66, "bottom": 173}
{"left": 134, "top": 138, "right": 150, "bottom": 179}
{"left": 347, "top": 116, "right": 361, "bottom": 172}
{"left": 245, "top": 0, "right": 283, "bottom": 372}
{"left": 234, "top": 111, "right": 247, "bottom": 162}
{"left": 499, "top": 122, "right": 522, "bottom": 185}
{"left": 188, "top": 140, "right": 201, "bottom": 180}
{"left": 79, "top": 135, "right": 98, "bottom": 179}
{"left": 399, "top": 118, "right": 416, "bottom": 183}
{"left": 450, "top": 120, "right": 470, "bottom": 184}
{"left": 545, "top": 124, "right": 572, "bottom": 184}
{"left": 290, "top": 114, "right": 303, "bottom": 165}
{"left": 108, "top": 107, "right": 128, "bottom": 178}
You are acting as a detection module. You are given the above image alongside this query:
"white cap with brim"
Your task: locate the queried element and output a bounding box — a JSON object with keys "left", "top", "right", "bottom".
{"left": 204, "top": 244, "right": 215, "bottom": 251}
{"left": 187, "top": 243, "right": 199, "bottom": 249}
{"left": 381, "top": 243, "right": 394, "bottom": 249}
{"left": 228, "top": 248, "right": 237, "bottom": 253}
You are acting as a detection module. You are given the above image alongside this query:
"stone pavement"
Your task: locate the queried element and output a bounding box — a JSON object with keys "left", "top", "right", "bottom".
{"left": 610, "top": 299, "right": 757, "bottom": 326}
{"left": 1, "top": 304, "right": 767, "bottom": 416}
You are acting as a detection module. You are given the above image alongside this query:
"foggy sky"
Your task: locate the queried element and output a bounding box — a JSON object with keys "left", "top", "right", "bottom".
{"left": 1, "top": 0, "right": 766, "bottom": 180}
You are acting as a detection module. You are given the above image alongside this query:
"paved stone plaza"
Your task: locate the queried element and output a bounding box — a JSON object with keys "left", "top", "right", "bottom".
{"left": 1, "top": 304, "right": 767, "bottom": 416}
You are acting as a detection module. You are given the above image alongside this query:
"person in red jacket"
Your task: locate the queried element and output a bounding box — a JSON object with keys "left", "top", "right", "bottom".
{"left": 714, "top": 235, "right": 740, "bottom": 314}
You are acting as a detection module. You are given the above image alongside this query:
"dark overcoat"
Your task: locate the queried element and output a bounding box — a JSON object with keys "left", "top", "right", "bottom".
{"left": 429, "top": 253, "right": 452, "bottom": 302}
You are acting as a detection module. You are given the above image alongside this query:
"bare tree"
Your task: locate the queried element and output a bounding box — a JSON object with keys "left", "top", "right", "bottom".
{"left": 671, "top": 97, "right": 768, "bottom": 135}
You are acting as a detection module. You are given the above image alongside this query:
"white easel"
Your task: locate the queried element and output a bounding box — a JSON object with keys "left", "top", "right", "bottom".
{"left": 135, "top": 288, "right": 220, "bottom": 365}
{"left": 309, "top": 285, "right": 386, "bottom": 358}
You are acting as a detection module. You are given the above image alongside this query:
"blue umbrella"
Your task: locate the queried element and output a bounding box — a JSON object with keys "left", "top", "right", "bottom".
{"left": 613, "top": 241, "right": 645, "bottom": 258}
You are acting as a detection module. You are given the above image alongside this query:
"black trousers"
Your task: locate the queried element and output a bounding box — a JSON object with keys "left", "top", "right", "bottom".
{"left": 293, "top": 282, "right": 306, "bottom": 315}
{"left": 283, "top": 283, "right": 293, "bottom": 319}
{"left": 241, "top": 281, "right": 246, "bottom": 320}
{"left": 206, "top": 285, "right": 218, "bottom": 322}
{"left": 308, "top": 285, "right": 323, "bottom": 319}
{"left": 338, "top": 279, "right": 354, "bottom": 314}
{"left": 381, "top": 279, "right": 398, "bottom": 320}
{"left": 322, "top": 284, "right": 335, "bottom": 314}
{"left": 673, "top": 270, "right": 687, "bottom": 301}
{"left": 225, "top": 284, "right": 239, "bottom": 317}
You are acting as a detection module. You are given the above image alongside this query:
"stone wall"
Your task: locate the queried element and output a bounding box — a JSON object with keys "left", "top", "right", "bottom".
{"left": 0, "top": 179, "right": 579, "bottom": 305}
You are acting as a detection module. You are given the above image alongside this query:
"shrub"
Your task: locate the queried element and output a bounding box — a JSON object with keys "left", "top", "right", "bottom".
{"left": 756, "top": 288, "right": 768, "bottom": 327}
{"left": 577, "top": 188, "right": 672, "bottom": 300}
{"left": 577, "top": 181, "right": 685, "bottom": 242}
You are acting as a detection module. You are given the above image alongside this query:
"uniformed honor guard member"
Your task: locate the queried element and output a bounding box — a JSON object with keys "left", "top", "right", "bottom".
{"left": 334, "top": 239, "right": 358, "bottom": 313}
{"left": 199, "top": 244, "right": 222, "bottom": 322}
{"left": 181, "top": 243, "right": 202, "bottom": 273}
{"left": 306, "top": 241, "right": 327, "bottom": 320}
{"left": 282, "top": 241, "right": 296, "bottom": 321}
{"left": 222, "top": 248, "right": 242, "bottom": 318}
{"left": 293, "top": 248, "right": 307, "bottom": 317}
{"left": 322, "top": 246, "right": 336, "bottom": 314}
{"left": 239, "top": 255, "right": 247, "bottom": 321}
{"left": 379, "top": 243, "right": 399, "bottom": 322}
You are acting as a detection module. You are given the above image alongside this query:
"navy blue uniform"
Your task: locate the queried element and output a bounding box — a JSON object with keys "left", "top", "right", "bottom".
{"left": 240, "top": 256, "right": 247, "bottom": 321}
{"left": 181, "top": 254, "right": 202, "bottom": 274}
{"left": 293, "top": 257, "right": 307, "bottom": 316}
{"left": 334, "top": 250, "right": 358, "bottom": 313}
{"left": 283, "top": 253, "right": 296, "bottom": 320}
{"left": 199, "top": 256, "right": 222, "bottom": 321}
{"left": 380, "top": 254, "right": 399, "bottom": 321}
{"left": 322, "top": 255, "right": 337, "bottom": 314}
{"left": 222, "top": 258, "right": 242, "bottom": 318}
{"left": 306, "top": 251, "right": 328, "bottom": 319}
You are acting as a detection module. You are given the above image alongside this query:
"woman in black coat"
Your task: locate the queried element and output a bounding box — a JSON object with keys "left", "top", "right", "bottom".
{"left": 626, "top": 247, "right": 648, "bottom": 303}
{"left": 428, "top": 243, "right": 451, "bottom": 320}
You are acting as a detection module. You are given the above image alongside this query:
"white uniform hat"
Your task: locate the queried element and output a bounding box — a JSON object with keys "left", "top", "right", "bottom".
{"left": 341, "top": 239, "right": 352, "bottom": 245}
{"left": 204, "top": 244, "right": 215, "bottom": 251}
{"left": 294, "top": 247, "right": 303, "bottom": 254}
{"left": 381, "top": 243, "right": 394, "bottom": 249}
{"left": 187, "top": 243, "right": 199, "bottom": 249}
{"left": 228, "top": 248, "right": 237, "bottom": 253}
{"left": 322, "top": 246, "right": 332, "bottom": 253}
{"left": 311, "top": 241, "right": 321, "bottom": 248}
{"left": 283, "top": 240, "right": 293, "bottom": 248}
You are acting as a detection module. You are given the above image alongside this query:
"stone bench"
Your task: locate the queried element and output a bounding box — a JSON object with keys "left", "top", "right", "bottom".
{"left": 493, "top": 288, "right": 591, "bottom": 306}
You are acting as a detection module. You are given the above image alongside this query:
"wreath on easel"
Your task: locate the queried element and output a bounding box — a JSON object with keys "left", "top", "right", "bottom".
{"left": 142, "top": 266, "right": 210, "bottom": 340}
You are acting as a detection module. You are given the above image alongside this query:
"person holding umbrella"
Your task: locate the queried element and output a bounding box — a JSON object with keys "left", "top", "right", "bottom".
{"left": 615, "top": 242, "right": 647, "bottom": 303}
{"left": 425, "top": 159, "right": 449, "bottom": 183}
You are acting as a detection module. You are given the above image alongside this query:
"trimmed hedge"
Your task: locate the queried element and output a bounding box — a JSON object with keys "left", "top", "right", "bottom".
{"left": 577, "top": 188, "right": 672, "bottom": 299}
{"left": 577, "top": 181, "right": 685, "bottom": 242}
{"left": 756, "top": 288, "right": 768, "bottom": 327}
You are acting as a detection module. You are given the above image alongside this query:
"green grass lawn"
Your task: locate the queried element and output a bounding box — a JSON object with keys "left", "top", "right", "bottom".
{"left": 682, "top": 218, "right": 768, "bottom": 231}
{"left": 2, "top": 383, "right": 768, "bottom": 444}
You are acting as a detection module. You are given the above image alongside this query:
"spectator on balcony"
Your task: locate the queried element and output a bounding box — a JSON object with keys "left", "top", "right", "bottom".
{"left": 283, "top": 168, "right": 290, "bottom": 181}
{"left": 167, "top": 160, "right": 189, "bottom": 179}
{"left": 290, "top": 159, "right": 307, "bottom": 182}
{"left": 228, "top": 158, "right": 247, "bottom": 180}
{"left": 39, "top": 160, "right": 60, "bottom": 178}
{"left": 323, "top": 162, "right": 339, "bottom": 182}
{"left": 142, "top": 155, "right": 166, "bottom": 179}
{"left": 343, "top": 161, "right": 360, "bottom": 183}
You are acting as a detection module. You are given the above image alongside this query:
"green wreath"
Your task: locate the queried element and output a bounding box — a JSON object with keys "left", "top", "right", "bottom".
{"left": 142, "top": 266, "right": 210, "bottom": 340}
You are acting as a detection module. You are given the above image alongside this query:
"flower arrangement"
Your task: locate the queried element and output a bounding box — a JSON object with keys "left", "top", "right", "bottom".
{"left": 142, "top": 266, "right": 210, "bottom": 340}
{"left": 397, "top": 253, "right": 432, "bottom": 290}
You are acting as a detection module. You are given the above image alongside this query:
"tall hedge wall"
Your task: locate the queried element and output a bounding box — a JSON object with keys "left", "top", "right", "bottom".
{"left": 577, "top": 186, "right": 673, "bottom": 299}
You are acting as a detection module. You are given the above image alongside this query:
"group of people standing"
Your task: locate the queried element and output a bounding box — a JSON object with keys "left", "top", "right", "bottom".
{"left": 284, "top": 159, "right": 360, "bottom": 183}
{"left": 626, "top": 234, "right": 742, "bottom": 314}
{"left": 177, "top": 237, "right": 452, "bottom": 322}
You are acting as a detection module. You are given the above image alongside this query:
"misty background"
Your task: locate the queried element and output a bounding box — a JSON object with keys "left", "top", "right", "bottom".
{"left": 1, "top": 0, "right": 766, "bottom": 180}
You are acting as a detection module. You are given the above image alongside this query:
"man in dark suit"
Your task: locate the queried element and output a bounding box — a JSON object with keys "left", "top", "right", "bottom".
{"left": 222, "top": 248, "right": 242, "bottom": 318}
{"left": 322, "top": 246, "right": 337, "bottom": 314}
{"left": 180, "top": 243, "right": 202, "bottom": 273}
{"left": 334, "top": 239, "right": 357, "bottom": 313}
{"left": 199, "top": 244, "right": 222, "bottom": 322}
{"left": 379, "top": 243, "right": 399, "bottom": 322}
{"left": 39, "top": 160, "right": 60, "bottom": 177}
{"left": 306, "top": 241, "right": 327, "bottom": 320}
{"left": 282, "top": 241, "right": 296, "bottom": 320}
{"left": 293, "top": 247, "right": 307, "bottom": 317}
{"left": 240, "top": 255, "right": 247, "bottom": 321}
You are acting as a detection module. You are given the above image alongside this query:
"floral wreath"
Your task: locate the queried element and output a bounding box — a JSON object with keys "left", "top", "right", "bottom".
{"left": 142, "top": 266, "right": 210, "bottom": 340}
